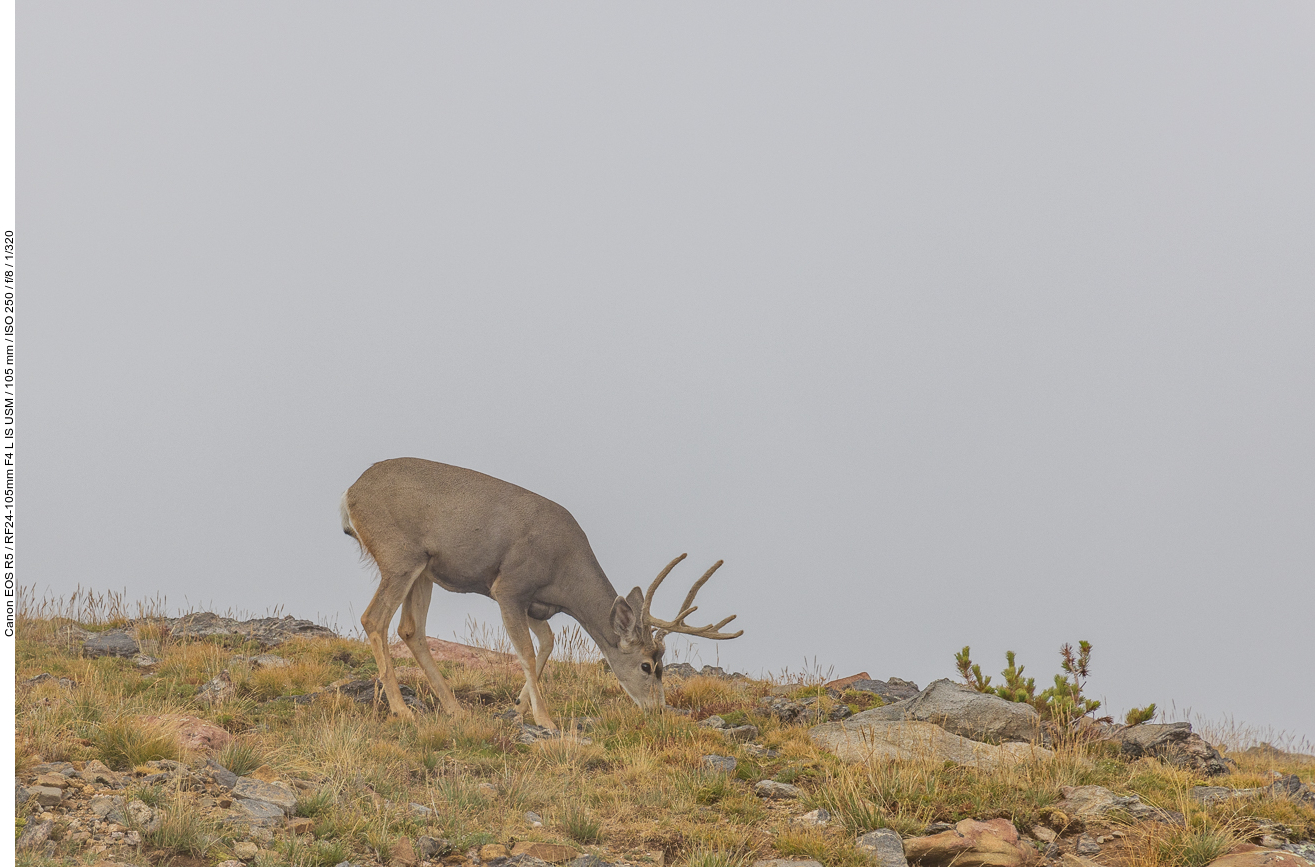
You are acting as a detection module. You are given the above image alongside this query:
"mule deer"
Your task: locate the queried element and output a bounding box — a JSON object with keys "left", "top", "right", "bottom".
{"left": 340, "top": 458, "right": 742, "bottom": 729}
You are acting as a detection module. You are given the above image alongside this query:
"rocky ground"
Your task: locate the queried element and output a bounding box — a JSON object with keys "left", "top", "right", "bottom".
{"left": 14, "top": 613, "right": 1315, "bottom": 867}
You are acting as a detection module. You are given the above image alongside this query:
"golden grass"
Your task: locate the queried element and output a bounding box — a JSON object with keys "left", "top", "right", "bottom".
{"left": 13, "top": 595, "right": 1315, "bottom": 867}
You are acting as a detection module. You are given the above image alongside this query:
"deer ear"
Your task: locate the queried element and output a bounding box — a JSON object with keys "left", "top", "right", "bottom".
{"left": 610, "top": 587, "right": 647, "bottom": 641}
{"left": 610, "top": 595, "right": 638, "bottom": 639}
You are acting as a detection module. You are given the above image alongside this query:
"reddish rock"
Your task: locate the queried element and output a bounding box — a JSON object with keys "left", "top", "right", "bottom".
{"left": 1206, "top": 853, "right": 1313, "bottom": 867}
{"left": 826, "top": 672, "right": 872, "bottom": 690}
{"left": 388, "top": 636, "right": 519, "bottom": 672}
{"left": 136, "top": 714, "right": 233, "bottom": 751}
{"left": 904, "top": 818, "right": 1036, "bottom": 867}
{"left": 390, "top": 838, "right": 418, "bottom": 867}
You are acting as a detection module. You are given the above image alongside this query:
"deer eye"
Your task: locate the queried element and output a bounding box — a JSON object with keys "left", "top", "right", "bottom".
{"left": 641, "top": 662, "right": 652, "bottom": 675}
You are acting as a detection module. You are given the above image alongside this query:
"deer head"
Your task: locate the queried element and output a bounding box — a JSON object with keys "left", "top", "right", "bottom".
{"left": 607, "top": 553, "right": 743, "bottom": 710}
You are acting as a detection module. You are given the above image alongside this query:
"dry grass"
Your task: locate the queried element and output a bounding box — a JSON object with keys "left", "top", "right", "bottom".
{"left": 13, "top": 590, "right": 1315, "bottom": 867}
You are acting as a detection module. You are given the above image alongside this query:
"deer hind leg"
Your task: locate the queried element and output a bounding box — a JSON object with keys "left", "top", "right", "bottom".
{"left": 360, "top": 563, "right": 426, "bottom": 720}
{"left": 398, "top": 576, "right": 463, "bottom": 716}
{"left": 497, "top": 605, "right": 557, "bottom": 731}
{"left": 515, "top": 617, "right": 555, "bottom": 713}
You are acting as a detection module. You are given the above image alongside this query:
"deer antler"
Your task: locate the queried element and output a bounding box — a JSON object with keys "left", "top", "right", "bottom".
{"left": 642, "top": 554, "right": 744, "bottom": 640}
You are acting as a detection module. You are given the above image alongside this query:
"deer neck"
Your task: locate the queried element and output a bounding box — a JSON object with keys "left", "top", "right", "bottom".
{"left": 561, "top": 562, "right": 627, "bottom": 661}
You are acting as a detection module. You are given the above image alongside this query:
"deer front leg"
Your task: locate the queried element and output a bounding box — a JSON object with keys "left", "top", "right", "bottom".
{"left": 516, "top": 617, "right": 555, "bottom": 714}
{"left": 498, "top": 605, "right": 557, "bottom": 731}
{"left": 361, "top": 564, "right": 426, "bottom": 720}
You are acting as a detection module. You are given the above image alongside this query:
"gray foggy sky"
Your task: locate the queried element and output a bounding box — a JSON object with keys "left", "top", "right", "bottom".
{"left": 19, "top": 4, "right": 1315, "bottom": 738}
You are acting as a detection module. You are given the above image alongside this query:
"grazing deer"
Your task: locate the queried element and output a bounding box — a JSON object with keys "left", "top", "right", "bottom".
{"left": 340, "top": 458, "right": 742, "bottom": 730}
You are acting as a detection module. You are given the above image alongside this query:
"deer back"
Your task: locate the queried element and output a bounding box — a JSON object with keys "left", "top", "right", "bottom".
{"left": 344, "top": 458, "right": 606, "bottom": 601}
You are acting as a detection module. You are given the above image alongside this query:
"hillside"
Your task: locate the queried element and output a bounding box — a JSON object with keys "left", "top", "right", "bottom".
{"left": 12, "top": 601, "right": 1315, "bottom": 867}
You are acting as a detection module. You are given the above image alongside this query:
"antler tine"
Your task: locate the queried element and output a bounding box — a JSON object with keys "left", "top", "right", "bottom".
{"left": 674, "top": 560, "right": 723, "bottom": 621}
{"left": 643, "top": 553, "right": 688, "bottom": 622}
{"left": 645, "top": 558, "right": 744, "bottom": 640}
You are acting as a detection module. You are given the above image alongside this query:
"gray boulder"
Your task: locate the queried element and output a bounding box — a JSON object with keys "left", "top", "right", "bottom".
{"left": 702, "top": 755, "right": 737, "bottom": 774}
{"left": 848, "top": 678, "right": 922, "bottom": 703}
{"left": 857, "top": 828, "right": 908, "bottom": 867}
{"left": 168, "top": 612, "right": 336, "bottom": 647}
{"left": 232, "top": 778, "right": 298, "bottom": 814}
{"left": 83, "top": 630, "right": 140, "bottom": 658}
{"left": 852, "top": 679, "right": 1043, "bottom": 744}
{"left": 1113, "top": 723, "right": 1230, "bottom": 777}
{"left": 811, "top": 718, "right": 1052, "bottom": 768}
{"left": 755, "top": 780, "right": 804, "bottom": 799}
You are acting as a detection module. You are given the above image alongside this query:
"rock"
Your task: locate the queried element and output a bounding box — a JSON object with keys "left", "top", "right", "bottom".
{"left": 857, "top": 828, "right": 909, "bottom": 867}
{"left": 205, "top": 759, "right": 239, "bottom": 789}
{"left": 168, "top": 612, "right": 337, "bottom": 647}
{"left": 743, "top": 744, "right": 779, "bottom": 759}
{"left": 232, "top": 777, "right": 298, "bottom": 814}
{"left": 416, "top": 837, "right": 452, "bottom": 858}
{"left": 664, "top": 663, "right": 746, "bottom": 680}
{"left": 848, "top": 678, "right": 923, "bottom": 703}
{"left": 289, "top": 817, "right": 314, "bottom": 834}
{"left": 512, "top": 842, "right": 581, "bottom": 863}
{"left": 326, "top": 678, "right": 428, "bottom": 712}
{"left": 830, "top": 704, "right": 854, "bottom": 721}
{"left": 1281, "top": 846, "right": 1315, "bottom": 862}
{"left": 903, "top": 818, "right": 1036, "bottom": 867}
{"left": 107, "top": 799, "right": 160, "bottom": 832}
{"left": 31, "top": 761, "right": 75, "bottom": 775}
{"left": 134, "top": 656, "right": 160, "bottom": 667}
{"left": 408, "top": 802, "right": 434, "bottom": 817}
{"left": 1059, "top": 855, "right": 1102, "bottom": 867}
{"left": 760, "top": 696, "right": 811, "bottom": 724}
{"left": 1193, "top": 786, "right": 1259, "bottom": 805}
{"left": 249, "top": 654, "right": 291, "bottom": 668}
{"left": 16, "top": 819, "right": 53, "bottom": 850}
{"left": 83, "top": 759, "right": 120, "bottom": 786}
{"left": 699, "top": 715, "right": 729, "bottom": 729}
{"left": 702, "top": 755, "right": 737, "bottom": 774}
{"left": 34, "top": 772, "right": 70, "bottom": 788}
{"left": 233, "top": 797, "right": 288, "bottom": 825}
{"left": 83, "top": 630, "right": 140, "bottom": 658}
{"left": 827, "top": 672, "right": 873, "bottom": 690}
{"left": 31, "top": 785, "right": 64, "bottom": 806}
{"left": 90, "top": 795, "right": 125, "bottom": 817}
{"left": 810, "top": 718, "right": 1053, "bottom": 768}
{"left": 219, "top": 861, "right": 245, "bottom": 867}
{"left": 754, "top": 780, "right": 804, "bottom": 799}
{"left": 793, "top": 808, "right": 831, "bottom": 827}
{"left": 752, "top": 861, "right": 824, "bottom": 867}
{"left": 197, "top": 670, "right": 236, "bottom": 705}
{"left": 857, "top": 679, "right": 1043, "bottom": 744}
{"left": 1031, "top": 827, "right": 1055, "bottom": 843}
{"left": 724, "top": 724, "right": 760, "bottom": 742}
{"left": 1075, "top": 835, "right": 1100, "bottom": 855}
{"left": 489, "top": 857, "right": 554, "bottom": 867}
{"left": 1203, "top": 852, "right": 1314, "bottom": 867}
{"left": 391, "top": 838, "right": 418, "bottom": 867}
{"left": 1056, "top": 785, "right": 1172, "bottom": 823}
{"left": 137, "top": 714, "right": 233, "bottom": 751}
{"left": 570, "top": 857, "right": 612, "bottom": 867}
{"left": 481, "top": 844, "right": 511, "bottom": 861}
{"left": 233, "top": 841, "right": 260, "bottom": 860}
{"left": 1113, "top": 722, "right": 1230, "bottom": 777}
{"left": 525, "top": 810, "right": 544, "bottom": 827}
